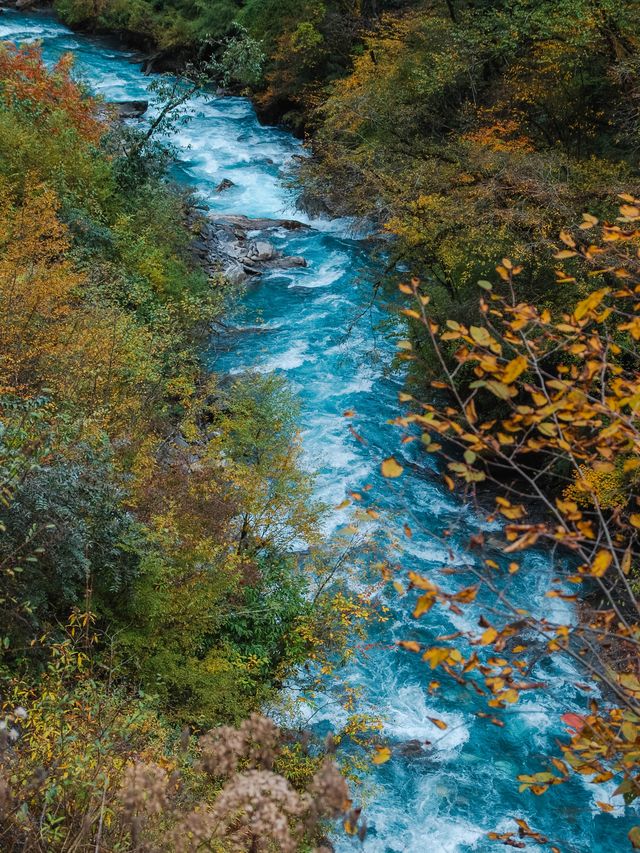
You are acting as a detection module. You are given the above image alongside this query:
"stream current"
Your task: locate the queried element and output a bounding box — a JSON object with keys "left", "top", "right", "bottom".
{"left": 2, "top": 9, "right": 638, "bottom": 851}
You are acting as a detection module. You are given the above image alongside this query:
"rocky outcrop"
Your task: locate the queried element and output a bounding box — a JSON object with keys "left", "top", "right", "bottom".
{"left": 188, "top": 212, "right": 308, "bottom": 284}
{"left": 111, "top": 100, "right": 149, "bottom": 120}
{"left": 212, "top": 214, "right": 308, "bottom": 232}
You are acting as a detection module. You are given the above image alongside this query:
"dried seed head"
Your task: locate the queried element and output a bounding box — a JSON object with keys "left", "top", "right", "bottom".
{"left": 309, "top": 759, "right": 349, "bottom": 818}
{"left": 172, "top": 806, "right": 224, "bottom": 852}
{"left": 212, "top": 769, "right": 307, "bottom": 853}
{"left": 240, "top": 713, "right": 279, "bottom": 770}
{"left": 198, "top": 725, "right": 245, "bottom": 779}
{"left": 117, "top": 761, "right": 171, "bottom": 820}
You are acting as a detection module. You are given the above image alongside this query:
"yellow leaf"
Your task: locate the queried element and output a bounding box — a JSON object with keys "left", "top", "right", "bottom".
{"left": 414, "top": 594, "right": 435, "bottom": 618}
{"left": 372, "top": 746, "right": 392, "bottom": 765}
{"left": 501, "top": 688, "right": 519, "bottom": 704}
{"left": 502, "top": 355, "right": 527, "bottom": 384}
{"left": 480, "top": 627, "right": 498, "bottom": 645}
{"left": 484, "top": 380, "right": 513, "bottom": 400}
{"left": 620, "top": 204, "right": 640, "bottom": 219}
{"left": 422, "top": 647, "right": 450, "bottom": 669}
{"left": 590, "top": 549, "right": 612, "bottom": 578}
{"left": 429, "top": 717, "right": 448, "bottom": 730}
{"left": 470, "top": 325, "right": 492, "bottom": 347}
{"left": 559, "top": 229, "right": 576, "bottom": 248}
{"left": 381, "top": 457, "right": 403, "bottom": 478}
{"left": 574, "top": 288, "right": 609, "bottom": 321}
{"left": 580, "top": 213, "right": 599, "bottom": 230}
{"left": 401, "top": 308, "right": 422, "bottom": 320}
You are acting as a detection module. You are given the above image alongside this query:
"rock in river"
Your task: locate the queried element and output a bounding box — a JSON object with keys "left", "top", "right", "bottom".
{"left": 216, "top": 178, "right": 236, "bottom": 193}
{"left": 188, "top": 210, "right": 309, "bottom": 283}
{"left": 111, "top": 100, "right": 149, "bottom": 120}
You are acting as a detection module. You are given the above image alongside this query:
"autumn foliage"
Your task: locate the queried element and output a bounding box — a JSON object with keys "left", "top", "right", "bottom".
{"left": 0, "top": 42, "right": 361, "bottom": 853}
{"left": 388, "top": 195, "right": 640, "bottom": 847}
{"left": 0, "top": 43, "right": 106, "bottom": 143}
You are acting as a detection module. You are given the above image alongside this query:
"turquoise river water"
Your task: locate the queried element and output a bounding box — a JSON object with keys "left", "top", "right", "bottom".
{"left": 2, "top": 8, "right": 638, "bottom": 851}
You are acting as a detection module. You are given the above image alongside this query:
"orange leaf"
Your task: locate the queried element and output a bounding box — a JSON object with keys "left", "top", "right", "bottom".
{"left": 398, "top": 640, "right": 421, "bottom": 653}
{"left": 561, "top": 712, "right": 585, "bottom": 731}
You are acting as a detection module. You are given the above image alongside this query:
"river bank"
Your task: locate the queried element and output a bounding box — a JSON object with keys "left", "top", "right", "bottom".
{"left": 0, "top": 0, "right": 320, "bottom": 129}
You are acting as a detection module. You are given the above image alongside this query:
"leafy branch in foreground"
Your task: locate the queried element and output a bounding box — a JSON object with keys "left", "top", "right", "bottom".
{"left": 385, "top": 194, "right": 640, "bottom": 849}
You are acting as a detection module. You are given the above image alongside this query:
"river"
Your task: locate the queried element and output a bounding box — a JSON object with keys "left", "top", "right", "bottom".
{"left": 2, "top": 8, "right": 637, "bottom": 851}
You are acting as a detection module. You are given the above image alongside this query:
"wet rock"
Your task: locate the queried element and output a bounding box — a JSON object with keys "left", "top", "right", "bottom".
{"left": 187, "top": 209, "right": 309, "bottom": 284}
{"left": 191, "top": 238, "right": 210, "bottom": 259}
{"left": 394, "top": 739, "right": 428, "bottom": 758}
{"left": 266, "top": 254, "right": 306, "bottom": 269}
{"left": 248, "top": 240, "right": 276, "bottom": 261}
{"left": 111, "top": 100, "right": 149, "bottom": 120}
{"left": 223, "top": 261, "right": 248, "bottom": 286}
{"left": 212, "top": 214, "right": 308, "bottom": 232}
{"left": 15, "top": 0, "right": 39, "bottom": 8}
{"left": 216, "top": 178, "right": 236, "bottom": 193}
{"left": 142, "top": 49, "right": 183, "bottom": 75}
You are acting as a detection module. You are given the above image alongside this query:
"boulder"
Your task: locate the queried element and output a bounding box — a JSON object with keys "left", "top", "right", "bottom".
{"left": 394, "top": 739, "right": 428, "bottom": 758}
{"left": 111, "top": 100, "right": 149, "bottom": 120}
{"left": 266, "top": 255, "right": 307, "bottom": 269}
{"left": 211, "top": 214, "right": 308, "bottom": 232}
{"left": 248, "top": 240, "right": 276, "bottom": 261}
{"left": 216, "top": 178, "right": 236, "bottom": 193}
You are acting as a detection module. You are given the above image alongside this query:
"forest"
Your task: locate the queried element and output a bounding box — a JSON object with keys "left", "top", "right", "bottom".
{"left": 2, "top": 0, "right": 640, "bottom": 851}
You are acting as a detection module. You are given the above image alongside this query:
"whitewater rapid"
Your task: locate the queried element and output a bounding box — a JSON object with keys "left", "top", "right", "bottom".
{"left": 3, "top": 9, "right": 637, "bottom": 851}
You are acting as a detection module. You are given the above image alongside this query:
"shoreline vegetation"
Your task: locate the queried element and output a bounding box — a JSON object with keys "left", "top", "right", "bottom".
{"left": 3, "top": 0, "right": 640, "bottom": 849}
{"left": 0, "top": 34, "right": 367, "bottom": 851}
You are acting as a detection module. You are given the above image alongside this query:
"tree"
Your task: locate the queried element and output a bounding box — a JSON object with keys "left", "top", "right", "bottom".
{"left": 384, "top": 194, "right": 640, "bottom": 847}
{"left": 213, "top": 373, "right": 325, "bottom": 555}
